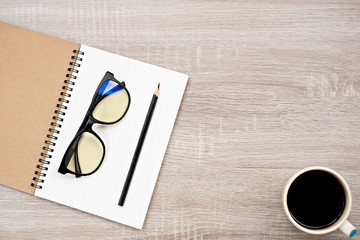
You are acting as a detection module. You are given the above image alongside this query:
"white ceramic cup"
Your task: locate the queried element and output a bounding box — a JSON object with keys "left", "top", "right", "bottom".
{"left": 283, "top": 166, "right": 357, "bottom": 238}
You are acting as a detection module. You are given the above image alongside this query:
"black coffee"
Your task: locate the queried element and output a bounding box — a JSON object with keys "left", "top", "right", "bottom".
{"left": 287, "top": 170, "right": 345, "bottom": 229}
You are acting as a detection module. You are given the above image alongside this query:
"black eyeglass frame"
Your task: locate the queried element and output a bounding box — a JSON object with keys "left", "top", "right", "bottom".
{"left": 58, "top": 71, "right": 131, "bottom": 177}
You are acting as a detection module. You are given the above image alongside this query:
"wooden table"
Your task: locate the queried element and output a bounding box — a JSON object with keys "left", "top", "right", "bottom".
{"left": 1, "top": 1, "right": 359, "bottom": 239}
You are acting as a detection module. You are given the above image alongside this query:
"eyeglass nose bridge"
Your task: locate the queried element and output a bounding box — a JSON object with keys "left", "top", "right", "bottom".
{"left": 77, "top": 111, "right": 97, "bottom": 132}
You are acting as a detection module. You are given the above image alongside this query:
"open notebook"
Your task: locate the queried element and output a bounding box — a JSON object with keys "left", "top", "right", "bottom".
{"left": 0, "top": 21, "right": 188, "bottom": 229}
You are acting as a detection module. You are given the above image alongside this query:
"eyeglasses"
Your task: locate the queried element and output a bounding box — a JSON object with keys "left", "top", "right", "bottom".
{"left": 58, "top": 71, "right": 131, "bottom": 177}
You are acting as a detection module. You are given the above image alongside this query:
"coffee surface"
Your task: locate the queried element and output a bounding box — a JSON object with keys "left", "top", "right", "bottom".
{"left": 287, "top": 170, "right": 345, "bottom": 229}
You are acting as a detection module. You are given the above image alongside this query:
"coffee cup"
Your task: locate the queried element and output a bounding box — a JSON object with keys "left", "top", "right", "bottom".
{"left": 283, "top": 166, "right": 357, "bottom": 237}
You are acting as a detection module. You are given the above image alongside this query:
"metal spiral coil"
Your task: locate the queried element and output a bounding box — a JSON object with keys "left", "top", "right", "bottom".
{"left": 31, "top": 49, "right": 84, "bottom": 190}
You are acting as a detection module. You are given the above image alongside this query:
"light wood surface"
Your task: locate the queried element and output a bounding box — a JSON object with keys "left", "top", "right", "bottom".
{"left": 1, "top": 1, "right": 359, "bottom": 239}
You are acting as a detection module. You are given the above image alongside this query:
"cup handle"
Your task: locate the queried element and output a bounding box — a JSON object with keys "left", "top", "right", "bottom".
{"left": 340, "top": 220, "right": 357, "bottom": 238}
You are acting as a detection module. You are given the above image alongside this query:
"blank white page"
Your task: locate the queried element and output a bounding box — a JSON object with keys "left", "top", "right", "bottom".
{"left": 35, "top": 45, "right": 188, "bottom": 229}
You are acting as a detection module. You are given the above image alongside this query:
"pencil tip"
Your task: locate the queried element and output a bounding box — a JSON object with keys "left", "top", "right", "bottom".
{"left": 155, "top": 84, "right": 160, "bottom": 97}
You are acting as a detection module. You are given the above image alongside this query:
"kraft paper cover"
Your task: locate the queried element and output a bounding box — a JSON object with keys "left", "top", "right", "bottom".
{"left": 0, "top": 21, "right": 80, "bottom": 194}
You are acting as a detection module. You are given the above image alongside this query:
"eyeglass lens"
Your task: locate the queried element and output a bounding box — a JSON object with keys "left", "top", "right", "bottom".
{"left": 66, "top": 132, "right": 104, "bottom": 174}
{"left": 92, "top": 80, "right": 129, "bottom": 123}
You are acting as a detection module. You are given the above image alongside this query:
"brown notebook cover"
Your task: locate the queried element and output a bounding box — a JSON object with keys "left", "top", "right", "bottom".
{"left": 0, "top": 21, "right": 80, "bottom": 194}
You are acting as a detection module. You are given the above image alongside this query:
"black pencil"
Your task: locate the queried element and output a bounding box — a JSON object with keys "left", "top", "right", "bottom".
{"left": 118, "top": 83, "right": 160, "bottom": 206}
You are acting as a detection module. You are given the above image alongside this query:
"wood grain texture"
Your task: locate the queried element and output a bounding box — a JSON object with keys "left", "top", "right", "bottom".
{"left": 1, "top": 1, "right": 359, "bottom": 239}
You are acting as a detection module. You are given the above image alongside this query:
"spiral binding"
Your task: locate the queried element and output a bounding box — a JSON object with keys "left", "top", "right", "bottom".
{"left": 31, "top": 49, "right": 84, "bottom": 189}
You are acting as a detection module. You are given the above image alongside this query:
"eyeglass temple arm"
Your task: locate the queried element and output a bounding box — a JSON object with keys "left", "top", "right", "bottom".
{"left": 74, "top": 146, "right": 82, "bottom": 178}
{"left": 63, "top": 137, "right": 83, "bottom": 178}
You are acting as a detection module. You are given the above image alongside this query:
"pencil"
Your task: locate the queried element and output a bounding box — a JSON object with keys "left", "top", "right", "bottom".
{"left": 118, "top": 83, "right": 160, "bottom": 206}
